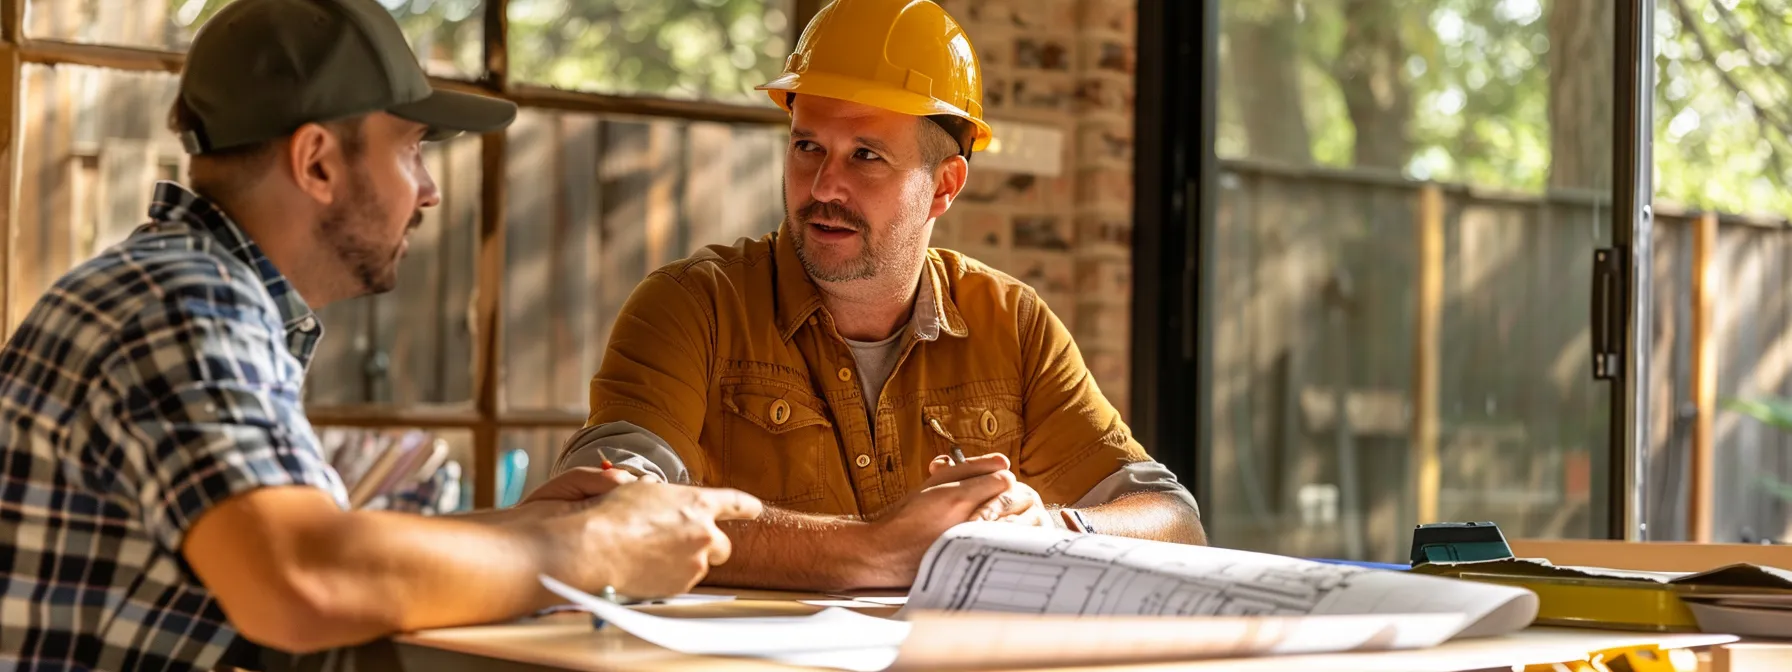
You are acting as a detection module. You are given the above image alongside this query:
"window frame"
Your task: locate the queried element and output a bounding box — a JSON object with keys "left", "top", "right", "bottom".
{"left": 0, "top": 0, "right": 819, "bottom": 508}
{"left": 1132, "top": 0, "right": 1660, "bottom": 542}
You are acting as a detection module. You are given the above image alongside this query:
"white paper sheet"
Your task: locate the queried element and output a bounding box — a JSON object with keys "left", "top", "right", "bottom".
{"left": 1685, "top": 600, "right": 1792, "bottom": 638}
{"left": 853, "top": 597, "right": 910, "bottom": 606}
{"left": 903, "top": 522, "right": 1539, "bottom": 646}
{"left": 801, "top": 599, "right": 890, "bottom": 608}
{"left": 540, "top": 575, "right": 909, "bottom": 672}
{"left": 537, "top": 524, "right": 1544, "bottom": 671}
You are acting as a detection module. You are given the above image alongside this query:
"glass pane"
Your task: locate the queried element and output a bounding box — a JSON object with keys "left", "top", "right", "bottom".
{"left": 12, "top": 65, "right": 184, "bottom": 328}
{"left": 25, "top": 0, "right": 482, "bottom": 78}
{"left": 1213, "top": 1, "right": 1614, "bottom": 561}
{"left": 507, "top": 0, "right": 793, "bottom": 103}
{"left": 319, "top": 427, "right": 475, "bottom": 514}
{"left": 306, "top": 132, "right": 482, "bottom": 409}
{"left": 1650, "top": 3, "right": 1792, "bottom": 542}
{"left": 8, "top": 63, "right": 478, "bottom": 408}
{"left": 500, "top": 109, "right": 786, "bottom": 412}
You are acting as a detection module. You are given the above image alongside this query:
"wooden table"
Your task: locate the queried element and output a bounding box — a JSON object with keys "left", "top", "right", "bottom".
{"left": 380, "top": 588, "right": 1741, "bottom": 672}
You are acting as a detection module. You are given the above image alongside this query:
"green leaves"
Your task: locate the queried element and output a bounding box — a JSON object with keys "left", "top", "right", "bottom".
{"left": 1219, "top": 0, "right": 1792, "bottom": 213}
{"left": 1724, "top": 396, "right": 1792, "bottom": 431}
{"left": 505, "top": 0, "right": 789, "bottom": 102}
{"left": 166, "top": 0, "right": 790, "bottom": 103}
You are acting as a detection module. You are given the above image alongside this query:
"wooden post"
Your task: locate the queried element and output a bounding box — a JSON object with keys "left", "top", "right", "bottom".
{"left": 1689, "top": 212, "right": 1719, "bottom": 542}
{"left": 469, "top": 0, "right": 511, "bottom": 510}
{"left": 1414, "top": 184, "right": 1444, "bottom": 525}
{"left": 0, "top": 47, "right": 15, "bottom": 342}
{"left": 0, "top": 0, "right": 21, "bottom": 340}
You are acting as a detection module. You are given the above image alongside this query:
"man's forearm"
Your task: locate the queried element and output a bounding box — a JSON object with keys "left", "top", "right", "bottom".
{"left": 297, "top": 510, "right": 569, "bottom": 636}
{"left": 210, "top": 500, "right": 576, "bottom": 653}
{"left": 701, "top": 507, "right": 887, "bottom": 592}
{"left": 1072, "top": 492, "right": 1207, "bottom": 545}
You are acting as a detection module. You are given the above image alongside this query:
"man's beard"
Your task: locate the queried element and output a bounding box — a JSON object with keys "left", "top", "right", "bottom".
{"left": 320, "top": 176, "right": 416, "bottom": 296}
{"left": 790, "top": 199, "right": 881, "bottom": 283}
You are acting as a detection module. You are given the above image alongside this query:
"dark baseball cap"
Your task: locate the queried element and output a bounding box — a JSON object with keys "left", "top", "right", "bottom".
{"left": 177, "top": 0, "right": 517, "bottom": 154}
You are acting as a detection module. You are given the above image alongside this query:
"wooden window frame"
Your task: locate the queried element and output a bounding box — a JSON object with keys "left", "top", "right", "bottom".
{"left": 0, "top": 0, "right": 821, "bottom": 508}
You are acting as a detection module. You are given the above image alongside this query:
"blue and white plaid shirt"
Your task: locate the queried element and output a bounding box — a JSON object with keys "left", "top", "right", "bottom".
{"left": 0, "top": 181, "right": 350, "bottom": 671}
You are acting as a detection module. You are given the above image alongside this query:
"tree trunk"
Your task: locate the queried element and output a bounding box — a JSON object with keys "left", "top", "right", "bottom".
{"left": 1225, "top": 0, "right": 1314, "bottom": 164}
{"left": 1547, "top": 0, "right": 1615, "bottom": 191}
{"left": 1331, "top": 0, "right": 1412, "bottom": 171}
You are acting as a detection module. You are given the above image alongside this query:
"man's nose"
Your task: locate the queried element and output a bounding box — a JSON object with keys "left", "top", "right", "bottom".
{"left": 417, "top": 170, "right": 442, "bottom": 209}
{"left": 809, "top": 153, "right": 851, "bottom": 204}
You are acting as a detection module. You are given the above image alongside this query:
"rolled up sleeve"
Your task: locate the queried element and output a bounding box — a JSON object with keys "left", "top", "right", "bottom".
{"left": 561, "top": 270, "right": 717, "bottom": 485}
{"left": 557, "top": 421, "right": 693, "bottom": 484}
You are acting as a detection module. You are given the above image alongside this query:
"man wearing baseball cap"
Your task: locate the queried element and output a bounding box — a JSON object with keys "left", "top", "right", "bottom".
{"left": 0, "top": 1, "right": 761, "bottom": 670}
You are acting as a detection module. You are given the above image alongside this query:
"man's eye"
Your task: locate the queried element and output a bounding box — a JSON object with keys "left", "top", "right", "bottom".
{"left": 855, "top": 149, "right": 882, "bottom": 161}
{"left": 795, "top": 140, "right": 821, "bottom": 152}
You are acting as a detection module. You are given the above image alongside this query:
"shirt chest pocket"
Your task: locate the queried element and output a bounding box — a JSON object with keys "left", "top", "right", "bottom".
{"left": 720, "top": 383, "right": 833, "bottom": 506}
{"left": 922, "top": 394, "right": 1024, "bottom": 461}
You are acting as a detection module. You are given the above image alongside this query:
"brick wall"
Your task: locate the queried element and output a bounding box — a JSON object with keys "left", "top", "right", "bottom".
{"left": 934, "top": 0, "right": 1137, "bottom": 418}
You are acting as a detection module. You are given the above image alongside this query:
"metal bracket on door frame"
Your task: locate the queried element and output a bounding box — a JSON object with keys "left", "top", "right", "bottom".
{"left": 1590, "top": 247, "right": 1628, "bottom": 381}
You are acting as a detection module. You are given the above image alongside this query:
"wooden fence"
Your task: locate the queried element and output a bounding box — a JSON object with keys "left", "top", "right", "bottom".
{"left": 1211, "top": 159, "right": 1792, "bottom": 560}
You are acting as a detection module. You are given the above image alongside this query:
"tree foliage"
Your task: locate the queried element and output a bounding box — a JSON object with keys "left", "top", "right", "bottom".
{"left": 1221, "top": 0, "right": 1790, "bottom": 216}
{"left": 170, "top": 0, "right": 790, "bottom": 104}
{"left": 1654, "top": 0, "right": 1792, "bottom": 215}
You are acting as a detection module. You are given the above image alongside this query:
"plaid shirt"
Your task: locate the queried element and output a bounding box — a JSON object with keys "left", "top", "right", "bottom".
{"left": 0, "top": 181, "right": 349, "bottom": 671}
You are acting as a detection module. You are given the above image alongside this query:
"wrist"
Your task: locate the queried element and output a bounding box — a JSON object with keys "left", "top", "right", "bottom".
{"left": 528, "top": 512, "right": 605, "bottom": 605}
{"left": 840, "top": 518, "right": 904, "bottom": 589}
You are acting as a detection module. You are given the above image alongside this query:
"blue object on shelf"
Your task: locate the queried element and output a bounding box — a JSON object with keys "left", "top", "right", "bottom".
{"left": 1305, "top": 558, "right": 1410, "bottom": 571}
{"left": 498, "top": 449, "right": 530, "bottom": 508}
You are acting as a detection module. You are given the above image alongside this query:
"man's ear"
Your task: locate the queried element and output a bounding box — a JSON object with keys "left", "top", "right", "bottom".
{"left": 285, "top": 122, "right": 342, "bottom": 206}
{"left": 929, "top": 156, "right": 969, "bottom": 220}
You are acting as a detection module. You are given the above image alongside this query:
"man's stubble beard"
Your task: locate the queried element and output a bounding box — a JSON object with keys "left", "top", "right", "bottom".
{"left": 786, "top": 184, "right": 933, "bottom": 287}
{"left": 319, "top": 166, "right": 417, "bottom": 297}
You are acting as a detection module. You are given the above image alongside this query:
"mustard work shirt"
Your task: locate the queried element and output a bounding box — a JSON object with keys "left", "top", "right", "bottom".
{"left": 555, "top": 223, "right": 1196, "bottom": 517}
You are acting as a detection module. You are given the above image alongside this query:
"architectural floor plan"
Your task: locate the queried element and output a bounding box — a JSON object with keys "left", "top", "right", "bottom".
{"left": 904, "top": 522, "right": 1538, "bottom": 639}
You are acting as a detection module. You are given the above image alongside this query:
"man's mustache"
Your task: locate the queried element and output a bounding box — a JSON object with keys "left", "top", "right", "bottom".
{"left": 798, "top": 201, "right": 868, "bottom": 231}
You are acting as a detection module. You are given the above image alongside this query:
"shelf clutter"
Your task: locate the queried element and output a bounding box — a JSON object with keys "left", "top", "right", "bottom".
{"left": 319, "top": 428, "right": 468, "bottom": 515}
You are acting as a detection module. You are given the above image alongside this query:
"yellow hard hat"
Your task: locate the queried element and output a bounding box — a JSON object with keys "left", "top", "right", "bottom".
{"left": 758, "top": 0, "right": 994, "bottom": 155}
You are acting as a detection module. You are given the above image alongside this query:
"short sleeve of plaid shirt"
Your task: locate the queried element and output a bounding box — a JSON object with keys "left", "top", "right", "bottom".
{"left": 91, "top": 262, "right": 344, "bottom": 554}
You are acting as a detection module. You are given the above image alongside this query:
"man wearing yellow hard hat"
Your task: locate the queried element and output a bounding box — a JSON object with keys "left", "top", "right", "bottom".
{"left": 556, "top": 0, "right": 1206, "bottom": 590}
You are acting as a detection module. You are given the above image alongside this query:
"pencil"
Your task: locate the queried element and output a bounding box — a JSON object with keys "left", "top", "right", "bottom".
{"left": 949, "top": 446, "right": 966, "bottom": 466}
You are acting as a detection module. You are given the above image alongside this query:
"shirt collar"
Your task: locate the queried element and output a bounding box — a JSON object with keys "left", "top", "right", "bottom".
{"left": 773, "top": 220, "right": 969, "bottom": 342}
{"left": 144, "top": 181, "right": 322, "bottom": 349}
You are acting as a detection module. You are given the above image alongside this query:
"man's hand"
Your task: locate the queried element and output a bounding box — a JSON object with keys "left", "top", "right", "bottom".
{"left": 847, "top": 458, "right": 1015, "bottom": 586}
{"left": 924, "top": 453, "right": 1053, "bottom": 527}
{"left": 452, "top": 465, "right": 658, "bottom": 527}
{"left": 548, "top": 482, "right": 764, "bottom": 598}
{"left": 523, "top": 465, "right": 661, "bottom": 505}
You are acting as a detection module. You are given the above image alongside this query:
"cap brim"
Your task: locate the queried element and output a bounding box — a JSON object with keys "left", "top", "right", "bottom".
{"left": 390, "top": 89, "right": 518, "bottom": 141}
